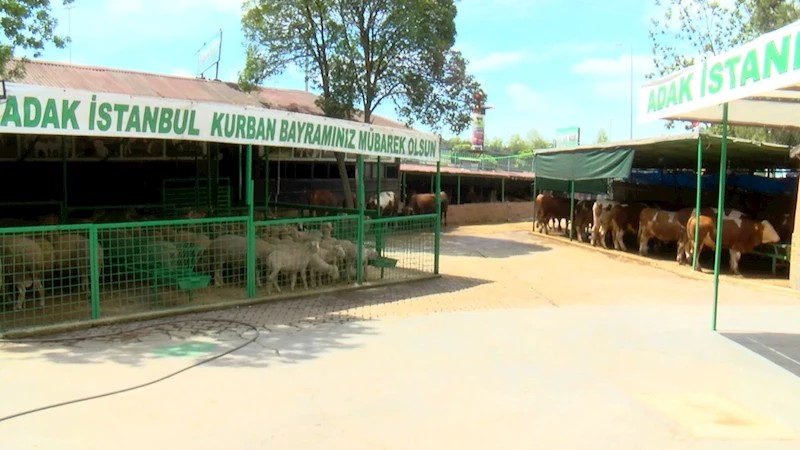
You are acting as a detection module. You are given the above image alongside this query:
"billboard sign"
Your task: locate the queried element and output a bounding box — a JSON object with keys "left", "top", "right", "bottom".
{"left": 470, "top": 111, "right": 485, "bottom": 148}
{"left": 554, "top": 126, "right": 580, "bottom": 148}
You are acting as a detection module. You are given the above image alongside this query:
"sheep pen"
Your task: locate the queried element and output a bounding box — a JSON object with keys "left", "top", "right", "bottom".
{"left": 0, "top": 210, "right": 438, "bottom": 332}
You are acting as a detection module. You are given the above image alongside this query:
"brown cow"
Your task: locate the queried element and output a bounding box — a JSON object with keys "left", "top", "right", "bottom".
{"left": 638, "top": 208, "right": 687, "bottom": 258}
{"left": 684, "top": 213, "right": 781, "bottom": 274}
{"left": 591, "top": 200, "right": 620, "bottom": 248}
{"left": 571, "top": 200, "right": 594, "bottom": 243}
{"left": 534, "top": 194, "right": 569, "bottom": 235}
{"left": 608, "top": 203, "right": 649, "bottom": 251}
{"left": 675, "top": 207, "right": 747, "bottom": 228}
{"left": 405, "top": 191, "right": 449, "bottom": 226}
{"left": 308, "top": 190, "right": 337, "bottom": 217}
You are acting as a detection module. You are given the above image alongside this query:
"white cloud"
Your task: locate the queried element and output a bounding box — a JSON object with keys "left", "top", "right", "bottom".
{"left": 505, "top": 84, "right": 545, "bottom": 112}
{"left": 470, "top": 51, "right": 527, "bottom": 72}
{"left": 572, "top": 54, "right": 654, "bottom": 77}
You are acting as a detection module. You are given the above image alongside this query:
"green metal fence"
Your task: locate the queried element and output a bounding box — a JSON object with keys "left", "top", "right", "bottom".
{"left": 0, "top": 214, "right": 438, "bottom": 333}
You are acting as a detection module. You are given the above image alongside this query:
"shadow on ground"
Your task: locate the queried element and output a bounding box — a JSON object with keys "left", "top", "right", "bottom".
{"left": 723, "top": 332, "right": 800, "bottom": 377}
{"left": 1, "top": 273, "right": 492, "bottom": 371}
{"left": 439, "top": 234, "right": 550, "bottom": 258}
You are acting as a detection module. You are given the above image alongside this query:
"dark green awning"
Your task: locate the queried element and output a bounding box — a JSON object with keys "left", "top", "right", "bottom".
{"left": 534, "top": 178, "right": 608, "bottom": 195}
{"left": 533, "top": 148, "right": 635, "bottom": 181}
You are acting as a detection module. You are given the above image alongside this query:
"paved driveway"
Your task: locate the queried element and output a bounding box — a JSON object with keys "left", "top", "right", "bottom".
{"left": 2, "top": 223, "right": 800, "bottom": 449}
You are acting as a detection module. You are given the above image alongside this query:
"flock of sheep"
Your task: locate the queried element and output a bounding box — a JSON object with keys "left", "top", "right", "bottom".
{"left": 1, "top": 214, "right": 379, "bottom": 312}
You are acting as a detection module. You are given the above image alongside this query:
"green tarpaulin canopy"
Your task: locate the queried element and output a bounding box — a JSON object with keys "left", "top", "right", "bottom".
{"left": 534, "top": 178, "right": 609, "bottom": 195}
{"left": 533, "top": 148, "right": 635, "bottom": 181}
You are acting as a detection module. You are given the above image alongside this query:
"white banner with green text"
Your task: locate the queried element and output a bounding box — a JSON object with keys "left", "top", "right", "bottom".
{"left": 0, "top": 83, "right": 441, "bottom": 162}
{"left": 638, "top": 19, "right": 800, "bottom": 123}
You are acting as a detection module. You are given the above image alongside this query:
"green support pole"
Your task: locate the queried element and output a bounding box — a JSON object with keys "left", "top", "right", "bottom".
{"left": 532, "top": 155, "right": 537, "bottom": 232}
{"left": 434, "top": 161, "right": 441, "bottom": 274}
{"left": 246, "top": 144, "right": 256, "bottom": 298}
{"left": 401, "top": 172, "right": 407, "bottom": 201}
{"left": 356, "top": 156, "right": 365, "bottom": 284}
{"left": 568, "top": 181, "right": 575, "bottom": 241}
{"left": 195, "top": 145, "right": 200, "bottom": 210}
{"left": 376, "top": 157, "right": 382, "bottom": 216}
{"left": 264, "top": 148, "right": 270, "bottom": 217}
{"left": 215, "top": 143, "right": 220, "bottom": 213}
{"left": 376, "top": 157, "right": 384, "bottom": 277}
{"left": 692, "top": 135, "right": 703, "bottom": 269}
{"left": 61, "top": 137, "right": 68, "bottom": 223}
{"left": 238, "top": 144, "right": 243, "bottom": 203}
{"left": 206, "top": 144, "right": 213, "bottom": 213}
{"left": 501, "top": 178, "right": 505, "bottom": 202}
{"left": 457, "top": 176, "right": 461, "bottom": 205}
{"left": 711, "top": 104, "right": 729, "bottom": 332}
{"left": 532, "top": 177, "right": 537, "bottom": 232}
{"left": 88, "top": 226, "right": 100, "bottom": 319}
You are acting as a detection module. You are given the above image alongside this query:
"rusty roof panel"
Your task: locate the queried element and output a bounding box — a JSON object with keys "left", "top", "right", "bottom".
{"left": 400, "top": 163, "right": 536, "bottom": 180}
{"left": 12, "top": 59, "right": 409, "bottom": 130}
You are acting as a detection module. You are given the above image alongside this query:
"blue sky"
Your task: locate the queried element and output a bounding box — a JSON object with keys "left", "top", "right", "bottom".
{"left": 32, "top": 0, "right": 687, "bottom": 144}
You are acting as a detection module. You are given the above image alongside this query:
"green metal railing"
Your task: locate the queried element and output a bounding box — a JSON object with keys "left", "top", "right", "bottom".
{"left": 404, "top": 150, "right": 535, "bottom": 174}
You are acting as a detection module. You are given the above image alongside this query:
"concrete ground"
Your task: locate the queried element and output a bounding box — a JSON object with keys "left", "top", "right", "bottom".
{"left": 2, "top": 223, "right": 800, "bottom": 449}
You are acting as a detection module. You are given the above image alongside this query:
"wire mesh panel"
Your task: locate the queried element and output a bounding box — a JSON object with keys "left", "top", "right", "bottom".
{"left": 0, "top": 224, "right": 95, "bottom": 332}
{"left": 254, "top": 215, "right": 360, "bottom": 295}
{"left": 363, "top": 214, "right": 436, "bottom": 282}
{"left": 364, "top": 214, "right": 436, "bottom": 281}
{"left": 96, "top": 217, "right": 248, "bottom": 319}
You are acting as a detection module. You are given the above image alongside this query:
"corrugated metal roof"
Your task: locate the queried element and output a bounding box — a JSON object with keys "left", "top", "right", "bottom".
{"left": 11, "top": 59, "right": 409, "bottom": 130}
{"left": 401, "top": 163, "right": 536, "bottom": 180}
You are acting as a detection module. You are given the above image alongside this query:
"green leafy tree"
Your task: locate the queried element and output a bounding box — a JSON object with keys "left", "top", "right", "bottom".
{"left": 0, "top": 0, "right": 72, "bottom": 80}
{"left": 648, "top": 0, "right": 800, "bottom": 145}
{"left": 526, "top": 129, "right": 550, "bottom": 149}
{"left": 595, "top": 128, "right": 609, "bottom": 144}
{"left": 240, "top": 0, "right": 482, "bottom": 207}
{"left": 507, "top": 134, "right": 530, "bottom": 154}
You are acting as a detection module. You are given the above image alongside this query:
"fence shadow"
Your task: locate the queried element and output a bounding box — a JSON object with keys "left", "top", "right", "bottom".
{"left": 723, "top": 332, "right": 800, "bottom": 377}
{"left": 1, "top": 273, "right": 492, "bottom": 371}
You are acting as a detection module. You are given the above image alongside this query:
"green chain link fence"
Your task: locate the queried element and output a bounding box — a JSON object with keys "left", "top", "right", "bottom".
{"left": 0, "top": 213, "right": 438, "bottom": 333}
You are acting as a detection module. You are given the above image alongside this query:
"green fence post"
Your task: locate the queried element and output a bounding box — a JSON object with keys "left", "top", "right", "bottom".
{"left": 501, "top": 178, "right": 505, "bottom": 202}
{"left": 711, "top": 105, "right": 729, "bottom": 332}
{"left": 692, "top": 135, "right": 703, "bottom": 269}
{"left": 61, "top": 137, "right": 68, "bottom": 223}
{"left": 214, "top": 143, "right": 220, "bottom": 212}
{"left": 356, "top": 155, "right": 365, "bottom": 284}
{"left": 457, "top": 175, "right": 461, "bottom": 205}
{"left": 434, "top": 161, "right": 442, "bottom": 274}
{"left": 401, "top": 172, "right": 407, "bottom": 201}
{"left": 246, "top": 144, "right": 256, "bottom": 298}
{"left": 88, "top": 225, "right": 100, "bottom": 319}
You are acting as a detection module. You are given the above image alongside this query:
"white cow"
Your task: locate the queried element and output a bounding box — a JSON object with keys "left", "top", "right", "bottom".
{"left": 367, "top": 191, "right": 399, "bottom": 216}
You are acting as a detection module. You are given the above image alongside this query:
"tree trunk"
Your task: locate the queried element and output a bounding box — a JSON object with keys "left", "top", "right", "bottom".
{"left": 336, "top": 152, "right": 355, "bottom": 209}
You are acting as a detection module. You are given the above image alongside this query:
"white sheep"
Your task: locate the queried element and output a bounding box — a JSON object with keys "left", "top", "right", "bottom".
{"left": 266, "top": 240, "right": 320, "bottom": 294}
{"left": 308, "top": 253, "right": 340, "bottom": 288}
{"left": 309, "top": 244, "right": 345, "bottom": 287}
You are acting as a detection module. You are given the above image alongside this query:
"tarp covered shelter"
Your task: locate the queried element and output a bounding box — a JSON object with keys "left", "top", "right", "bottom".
{"left": 639, "top": 18, "right": 800, "bottom": 330}
{"left": 532, "top": 147, "right": 634, "bottom": 196}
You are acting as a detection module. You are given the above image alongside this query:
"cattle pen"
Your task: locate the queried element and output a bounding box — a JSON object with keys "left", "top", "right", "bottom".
{"left": 638, "top": 17, "right": 800, "bottom": 330}
{"left": 0, "top": 63, "right": 444, "bottom": 335}
{"left": 530, "top": 132, "right": 796, "bottom": 296}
